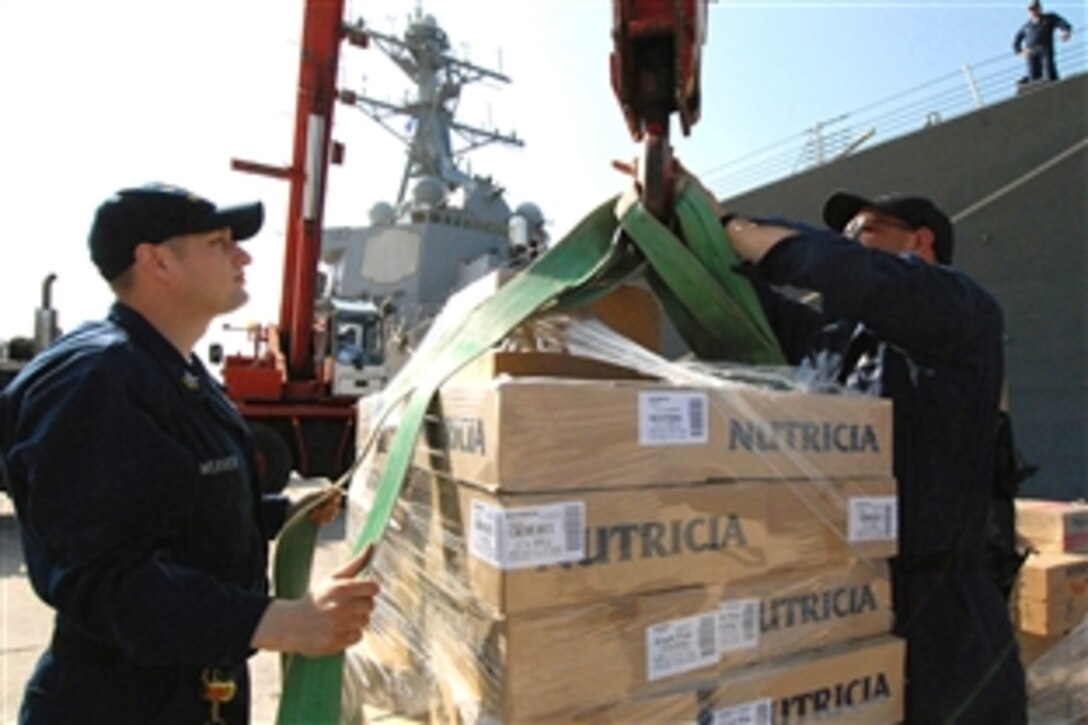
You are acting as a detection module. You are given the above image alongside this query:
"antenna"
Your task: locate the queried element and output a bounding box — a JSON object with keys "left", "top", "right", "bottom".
{"left": 339, "top": 12, "right": 523, "bottom": 205}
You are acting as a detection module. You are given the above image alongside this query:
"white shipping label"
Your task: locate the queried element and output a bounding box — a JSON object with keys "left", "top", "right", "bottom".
{"left": 712, "top": 699, "right": 774, "bottom": 725}
{"left": 718, "top": 598, "right": 761, "bottom": 653}
{"left": 638, "top": 390, "right": 709, "bottom": 446}
{"left": 468, "top": 500, "right": 586, "bottom": 570}
{"left": 849, "top": 496, "right": 898, "bottom": 542}
{"left": 468, "top": 500, "right": 504, "bottom": 568}
{"left": 645, "top": 612, "right": 719, "bottom": 682}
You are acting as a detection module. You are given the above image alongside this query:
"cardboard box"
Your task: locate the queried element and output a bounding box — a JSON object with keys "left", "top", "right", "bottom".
{"left": 1016, "top": 499, "right": 1088, "bottom": 554}
{"left": 422, "top": 561, "right": 891, "bottom": 722}
{"left": 585, "top": 281, "right": 662, "bottom": 353}
{"left": 1017, "top": 630, "right": 1067, "bottom": 667}
{"left": 450, "top": 350, "right": 649, "bottom": 385}
{"left": 426, "top": 587, "right": 707, "bottom": 723}
{"left": 425, "top": 476, "right": 897, "bottom": 613}
{"left": 1018, "top": 551, "right": 1088, "bottom": 602}
{"left": 361, "top": 377, "right": 893, "bottom": 491}
{"left": 1015, "top": 551, "right": 1088, "bottom": 636}
{"left": 430, "top": 675, "right": 696, "bottom": 725}
{"left": 467, "top": 271, "right": 662, "bottom": 353}
{"left": 714, "top": 561, "right": 894, "bottom": 670}
{"left": 566, "top": 692, "right": 697, "bottom": 724}
{"left": 1018, "top": 596, "right": 1087, "bottom": 638}
{"left": 701, "top": 634, "right": 905, "bottom": 724}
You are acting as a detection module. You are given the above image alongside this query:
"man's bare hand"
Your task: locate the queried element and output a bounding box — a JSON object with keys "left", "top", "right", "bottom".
{"left": 671, "top": 158, "right": 728, "bottom": 218}
{"left": 251, "top": 545, "right": 380, "bottom": 656}
{"left": 612, "top": 156, "right": 728, "bottom": 220}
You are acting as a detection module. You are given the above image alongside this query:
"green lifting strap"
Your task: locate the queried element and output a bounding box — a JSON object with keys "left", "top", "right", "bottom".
{"left": 273, "top": 189, "right": 784, "bottom": 724}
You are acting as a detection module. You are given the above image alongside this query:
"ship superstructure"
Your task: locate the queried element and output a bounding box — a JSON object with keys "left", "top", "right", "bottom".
{"left": 322, "top": 10, "right": 546, "bottom": 363}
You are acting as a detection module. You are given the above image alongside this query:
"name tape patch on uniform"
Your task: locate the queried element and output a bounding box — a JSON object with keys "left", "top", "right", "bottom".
{"left": 199, "top": 456, "right": 241, "bottom": 476}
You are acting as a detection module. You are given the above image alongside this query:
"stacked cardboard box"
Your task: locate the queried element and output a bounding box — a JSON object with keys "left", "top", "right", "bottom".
{"left": 698, "top": 634, "right": 904, "bottom": 724}
{"left": 363, "top": 371, "right": 893, "bottom": 491}
{"left": 1017, "top": 553, "right": 1088, "bottom": 638}
{"left": 350, "top": 347, "right": 904, "bottom": 722}
{"left": 1014, "top": 499, "right": 1088, "bottom": 667}
{"left": 419, "top": 561, "right": 897, "bottom": 722}
{"left": 1016, "top": 499, "right": 1088, "bottom": 555}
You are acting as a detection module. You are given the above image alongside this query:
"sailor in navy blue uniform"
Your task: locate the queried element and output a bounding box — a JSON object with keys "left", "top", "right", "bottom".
{"left": 1013, "top": 1, "right": 1073, "bottom": 82}
{"left": 717, "top": 192, "right": 1026, "bottom": 723}
{"left": 0, "top": 184, "right": 378, "bottom": 723}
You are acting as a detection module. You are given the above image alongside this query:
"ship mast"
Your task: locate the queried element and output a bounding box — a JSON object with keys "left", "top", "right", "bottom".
{"left": 339, "top": 9, "right": 523, "bottom": 206}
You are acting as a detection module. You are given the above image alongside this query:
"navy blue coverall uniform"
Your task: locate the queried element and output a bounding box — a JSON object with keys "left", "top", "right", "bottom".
{"left": 0, "top": 302, "right": 288, "bottom": 723}
{"left": 748, "top": 228, "right": 1027, "bottom": 723}
{"left": 1014, "top": 12, "right": 1073, "bottom": 81}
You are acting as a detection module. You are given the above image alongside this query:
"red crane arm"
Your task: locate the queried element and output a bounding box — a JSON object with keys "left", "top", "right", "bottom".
{"left": 280, "top": 0, "right": 346, "bottom": 380}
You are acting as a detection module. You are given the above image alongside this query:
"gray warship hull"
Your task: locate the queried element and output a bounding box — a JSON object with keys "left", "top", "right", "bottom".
{"left": 725, "top": 73, "right": 1087, "bottom": 501}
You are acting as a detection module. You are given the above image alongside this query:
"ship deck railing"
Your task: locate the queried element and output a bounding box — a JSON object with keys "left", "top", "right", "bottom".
{"left": 705, "top": 38, "right": 1086, "bottom": 200}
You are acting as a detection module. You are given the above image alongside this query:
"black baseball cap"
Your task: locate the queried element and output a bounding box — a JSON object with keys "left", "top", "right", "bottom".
{"left": 823, "top": 190, "right": 954, "bottom": 264}
{"left": 89, "top": 183, "right": 264, "bottom": 281}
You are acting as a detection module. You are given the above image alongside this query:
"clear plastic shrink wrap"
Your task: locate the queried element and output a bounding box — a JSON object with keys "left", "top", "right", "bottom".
{"left": 341, "top": 274, "right": 909, "bottom": 724}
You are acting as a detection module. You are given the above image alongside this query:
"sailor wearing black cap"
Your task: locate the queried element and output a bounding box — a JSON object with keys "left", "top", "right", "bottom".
{"left": 822, "top": 191, "right": 955, "bottom": 265}
{"left": 0, "top": 184, "right": 378, "bottom": 723}
{"left": 716, "top": 191, "right": 1026, "bottom": 723}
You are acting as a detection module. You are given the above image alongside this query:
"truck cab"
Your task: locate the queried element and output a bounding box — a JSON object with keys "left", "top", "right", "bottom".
{"left": 327, "top": 298, "right": 386, "bottom": 396}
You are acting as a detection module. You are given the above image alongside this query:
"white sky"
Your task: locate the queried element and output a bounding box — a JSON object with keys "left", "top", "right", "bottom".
{"left": 1, "top": 0, "right": 1083, "bottom": 353}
